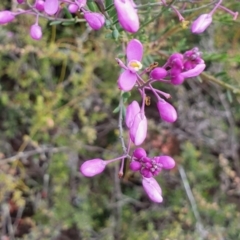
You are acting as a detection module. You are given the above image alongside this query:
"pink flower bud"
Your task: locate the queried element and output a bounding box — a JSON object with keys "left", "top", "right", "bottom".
{"left": 129, "top": 161, "right": 142, "bottom": 171}
{"left": 125, "top": 101, "right": 140, "bottom": 128}
{"left": 30, "top": 24, "right": 42, "bottom": 40}
{"left": 44, "top": 0, "right": 59, "bottom": 15}
{"left": 181, "top": 63, "right": 206, "bottom": 78}
{"left": 171, "top": 74, "right": 185, "bottom": 85}
{"left": 84, "top": 12, "right": 105, "bottom": 30}
{"left": 141, "top": 169, "right": 153, "bottom": 178}
{"left": 150, "top": 67, "right": 167, "bottom": 80}
{"left": 80, "top": 159, "right": 106, "bottom": 177}
{"left": 0, "top": 11, "right": 15, "bottom": 25}
{"left": 35, "top": 0, "right": 45, "bottom": 11}
{"left": 191, "top": 14, "right": 212, "bottom": 34}
{"left": 17, "top": 0, "right": 25, "bottom": 4}
{"left": 156, "top": 156, "right": 175, "bottom": 169}
{"left": 142, "top": 177, "right": 163, "bottom": 203}
{"left": 157, "top": 100, "right": 177, "bottom": 123}
{"left": 133, "top": 147, "right": 147, "bottom": 159}
{"left": 130, "top": 113, "right": 147, "bottom": 146}
{"left": 114, "top": 0, "right": 139, "bottom": 33}
{"left": 68, "top": 3, "right": 79, "bottom": 13}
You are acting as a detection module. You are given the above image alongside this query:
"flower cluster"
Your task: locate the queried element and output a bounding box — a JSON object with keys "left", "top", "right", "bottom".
{"left": 0, "top": 0, "right": 238, "bottom": 41}
{"left": 80, "top": 38, "right": 205, "bottom": 202}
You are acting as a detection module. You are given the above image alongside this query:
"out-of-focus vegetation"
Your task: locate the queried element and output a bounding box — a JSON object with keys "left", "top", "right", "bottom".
{"left": 0, "top": 1, "right": 240, "bottom": 239}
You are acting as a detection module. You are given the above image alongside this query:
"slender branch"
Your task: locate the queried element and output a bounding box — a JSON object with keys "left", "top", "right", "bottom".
{"left": 118, "top": 94, "right": 127, "bottom": 153}
{"left": 178, "top": 165, "right": 207, "bottom": 239}
{"left": 0, "top": 146, "right": 69, "bottom": 165}
{"left": 200, "top": 72, "right": 240, "bottom": 95}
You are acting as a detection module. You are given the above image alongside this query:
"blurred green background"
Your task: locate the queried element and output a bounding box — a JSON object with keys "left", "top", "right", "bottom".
{"left": 0, "top": 1, "right": 240, "bottom": 239}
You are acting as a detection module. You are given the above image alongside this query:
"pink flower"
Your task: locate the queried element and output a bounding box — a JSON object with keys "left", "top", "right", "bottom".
{"left": 181, "top": 63, "right": 206, "bottom": 78}
{"left": 80, "top": 159, "right": 106, "bottom": 177}
{"left": 150, "top": 67, "right": 167, "bottom": 80}
{"left": 142, "top": 177, "right": 163, "bottom": 203}
{"left": 117, "top": 39, "right": 143, "bottom": 91}
{"left": 157, "top": 100, "right": 177, "bottom": 123}
{"left": 68, "top": 4, "right": 79, "bottom": 13}
{"left": 114, "top": 0, "right": 139, "bottom": 33}
{"left": 0, "top": 11, "right": 15, "bottom": 25}
{"left": 155, "top": 156, "right": 175, "bottom": 169}
{"left": 129, "top": 112, "right": 147, "bottom": 146}
{"left": 125, "top": 100, "right": 140, "bottom": 128}
{"left": 30, "top": 24, "right": 42, "bottom": 40}
{"left": 44, "top": 0, "right": 59, "bottom": 15}
{"left": 191, "top": 14, "right": 212, "bottom": 34}
{"left": 35, "top": 0, "right": 45, "bottom": 12}
{"left": 133, "top": 147, "right": 147, "bottom": 159}
{"left": 83, "top": 12, "right": 105, "bottom": 30}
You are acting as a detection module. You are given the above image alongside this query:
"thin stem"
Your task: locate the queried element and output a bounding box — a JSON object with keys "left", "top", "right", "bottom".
{"left": 178, "top": 165, "right": 206, "bottom": 239}
{"left": 118, "top": 94, "right": 127, "bottom": 153}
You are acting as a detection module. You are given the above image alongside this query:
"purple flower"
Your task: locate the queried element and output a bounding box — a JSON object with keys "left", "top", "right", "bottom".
{"left": 35, "top": 0, "right": 45, "bottom": 12}
{"left": 191, "top": 14, "right": 212, "bottom": 34}
{"left": 0, "top": 11, "right": 15, "bottom": 25}
{"left": 133, "top": 147, "right": 147, "bottom": 159}
{"left": 150, "top": 67, "right": 167, "bottom": 80}
{"left": 30, "top": 24, "right": 42, "bottom": 40}
{"left": 17, "top": 0, "right": 25, "bottom": 4}
{"left": 68, "top": 3, "right": 79, "bottom": 13}
{"left": 44, "top": 0, "right": 59, "bottom": 15}
{"left": 83, "top": 12, "right": 105, "bottom": 30}
{"left": 125, "top": 100, "right": 140, "bottom": 128}
{"left": 114, "top": 0, "right": 139, "bottom": 33}
{"left": 117, "top": 39, "right": 143, "bottom": 91}
{"left": 129, "top": 161, "right": 142, "bottom": 171}
{"left": 142, "top": 177, "right": 163, "bottom": 203}
{"left": 129, "top": 112, "right": 147, "bottom": 146}
{"left": 181, "top": 63, "right": 206, "bottom": 78}
{"left": 80, "top": 159, "right": 106, "bottom": 177}
{"left": 157, "top": 100, "right": 177, "bottom": 123}
{"left": 155, "top": 156, "right": 175, "bottom": 169}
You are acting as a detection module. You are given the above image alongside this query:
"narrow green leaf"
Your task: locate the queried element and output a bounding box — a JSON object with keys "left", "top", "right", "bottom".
{"left": 49, "top": 20, "right": 62, "bottom": 26}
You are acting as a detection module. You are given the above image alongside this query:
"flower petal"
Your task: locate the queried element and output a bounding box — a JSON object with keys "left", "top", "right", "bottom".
{"left": 130, "top": 113, "right": 147, "bottom": 146}
{"left": 126, "top": 39, "right": 143, "bottom": 62}
{"left": 142, "top": 177, "right": 163, "bottom": 203}
{"left": 126, "top": 101, "right": 140, "bottom": 128}
{"left": 44, "top": 0, "right": 59, "bottom": 15}
{"left": 117, "top": 70, "right": 137, "bottom": 91}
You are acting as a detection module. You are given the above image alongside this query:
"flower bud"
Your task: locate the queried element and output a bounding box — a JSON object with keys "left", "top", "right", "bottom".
{"left": 130, "top": 113, "right": 147, "bottom": 146}
{"left": 191, "top": 14, "right": 212, "bottom": 34}
{"left": 142, "top": 177, "right": 163, "bottom": 203}
{"left": 114, "top": 0, "right": 139, "bottom": 33}
{"left": 150, "top": 67, "right": 167, "bottom": 80}
{"left": 156, "top": 156, "right": 175, "bottom": 169}
{"left": 44, "top": 0, "right": 59, "bottom": 15}
{"left": 170, "top": 74, "right": 185, "bottom": 85}
{"left": 0, "top": 11, "right": 15, "bottom": 25}
{"left": 133, "top": 147, "right": 147, "bottom": 159}
{"left": 84, "top": 12, "right": 105, "bottom": 30}
{"left": 157, "top": 100, "right": 177, "bottom": 123}
{"left": 30, "top": 24, "right": 42, "bottom": 40}
{"left": 125, "top": 101, "right": 140, "bottom": 128}
{"left": 80, "top": 159, "right": 106, "bottom": 177}
{"left": 35, "top": 0, "right": 45, "bottom": 11}
{"left": 17, "top": 0, "right": 25, "bottom": 4}
{"left": 68, "top": 3, "right": 79, "bottom": 13}
{"left": 141, "top": 169, "right": 153, "bottom": 178}
{"left": 129, "top": 161, "right": 142, "bottom": 171}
